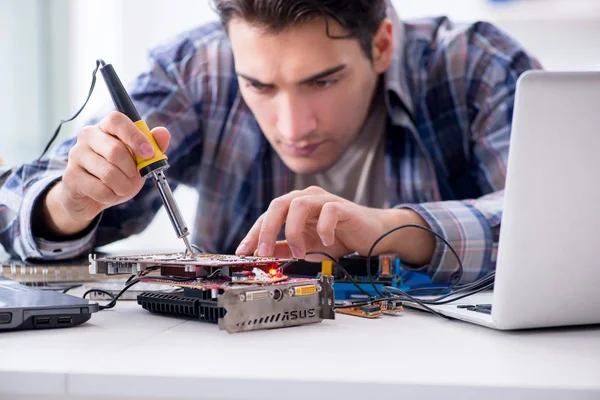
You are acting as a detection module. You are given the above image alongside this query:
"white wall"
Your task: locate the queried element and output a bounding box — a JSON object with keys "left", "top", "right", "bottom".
{"left": 67, "top": 0, "right": 220, "bottom": 140}
{"left": 0, "top": 1, "right": 50, "bottom": 165}
{"left": 394, "top": 0, "right": 600, "bottom": 71}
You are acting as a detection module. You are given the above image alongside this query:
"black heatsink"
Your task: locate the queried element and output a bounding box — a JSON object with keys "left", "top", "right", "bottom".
{"left": 137, "top": 292, "right": 225, "bottom": 323}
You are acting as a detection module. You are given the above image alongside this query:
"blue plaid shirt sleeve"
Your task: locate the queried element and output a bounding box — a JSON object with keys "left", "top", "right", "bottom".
{"left": 0, "top": 144, "right": 98, "bottom": 260}
{"left": 399, "top": 46, "right": 541, "bottom": 283}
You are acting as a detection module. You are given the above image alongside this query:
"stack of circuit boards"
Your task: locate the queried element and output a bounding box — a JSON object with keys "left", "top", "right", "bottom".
{"left": 89, "top": 253, "right": 335, "bottom": 333}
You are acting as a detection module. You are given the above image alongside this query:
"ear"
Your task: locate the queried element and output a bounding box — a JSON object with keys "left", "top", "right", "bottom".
{"left": 371, "top": 18, "right": 394, "bottom": 74}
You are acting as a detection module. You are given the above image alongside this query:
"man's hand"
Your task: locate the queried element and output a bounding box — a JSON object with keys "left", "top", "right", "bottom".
{"left": 37, "top": 111, "right": 171, "bottom": 238}
{"left": 235, "top": 186, "right": 436, "bottom": 265}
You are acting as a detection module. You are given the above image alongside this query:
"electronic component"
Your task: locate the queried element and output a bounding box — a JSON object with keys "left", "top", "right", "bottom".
{"left": 90, "top": 252, "right": 334, "bottom": 333}
{"left": 81, "top": 279, "right": 180, "bottom": 301}
{"left": 136, "top": 276, "right": 335, "bottom": 333}
{"left": 137, "top": 289, "right": 224, "bottom": 323}
{"left": 336, "top": 302, "right": 383, "bottom": 319}
{"left": 290, "top": 284, "right": 317, "bottom": 297}
{"left": 1, "top": 260, "right": 100, "bottom": 292}
{"left": 335, "top": 300, "right": 404, "bottom": 319}
{"left": 381, "top": 299, "right": 404, "bottom": 314}
{"left": 251, "top": 267, "right": 271, "bottom": 282}
{"left": 232, "top": 271, "right": 253, "bottom": 282}
{"left": 229, "top": 268, "right": 284, "bottom": 284}
{"left": 378, "top": 253, "right": 400, "bottom": 279}
{"left": 242, "top": 289, "right": 269, "bottom": 302}
{"left": 321, "top": 260, "right": 333, "bottom": 276}
{"left": 89, "top": 253, "right": 293, "bottom": 275}
{"left": 275, "top": 255, "right": 412, "bottom": 300}
{"left": 333, "top": 253, "right": 408, "bottom": 300}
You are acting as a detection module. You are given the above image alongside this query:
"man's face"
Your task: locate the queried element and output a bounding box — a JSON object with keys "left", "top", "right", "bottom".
{"left": 228, "top": 18, "right": 390, "bottom": 175}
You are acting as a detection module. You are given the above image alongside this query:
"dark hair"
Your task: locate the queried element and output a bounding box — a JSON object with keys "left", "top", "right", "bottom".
{"left": 213, "top": 0, "right": 387, "bottom": 60}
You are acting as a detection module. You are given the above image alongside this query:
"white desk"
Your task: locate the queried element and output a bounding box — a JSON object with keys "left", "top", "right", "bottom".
{"left": 1, "top": 293, "right": 599, "bottom": 400}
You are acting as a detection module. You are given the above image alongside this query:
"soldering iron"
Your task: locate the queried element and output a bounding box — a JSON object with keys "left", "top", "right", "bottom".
{"left": 97, "top": 59, "right": 195, "bottom": 256}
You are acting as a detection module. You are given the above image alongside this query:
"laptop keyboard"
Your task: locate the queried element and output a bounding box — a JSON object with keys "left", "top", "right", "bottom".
{"left": 457, "top": 304, "right": 492, "bottom": 314}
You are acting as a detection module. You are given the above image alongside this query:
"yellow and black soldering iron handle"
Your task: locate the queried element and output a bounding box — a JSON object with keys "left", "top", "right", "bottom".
{"left": 97, "top": 59, "right": 195, "bottom": 256}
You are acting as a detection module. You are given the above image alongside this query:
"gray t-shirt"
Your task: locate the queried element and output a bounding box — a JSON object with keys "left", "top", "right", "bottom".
{"left": 293, "top": 88, "right": 388, "bottom": 209}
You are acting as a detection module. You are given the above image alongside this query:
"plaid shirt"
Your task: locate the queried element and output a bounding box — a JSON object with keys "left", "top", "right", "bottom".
{"left": 0, "top": 10, "right": 541, "bottom": 283}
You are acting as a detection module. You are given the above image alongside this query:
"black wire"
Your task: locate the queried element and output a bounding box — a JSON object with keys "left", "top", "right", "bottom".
{"left": 418, "top": 282, "right": 495, "bottom": 305}
{"left": 206, "top": 268, "right": 231, "bottom": 280}
{"left": 82, "top": 289, "right": 117, "bottom": 302}
{"left": 124, "top": 265, "right": 162, "bottom": 284}
{"left": 93, "top": 279, "right": 141, "bottom": 310}
{"left": 39, "top": 59, "right": 103, "bottom": 159}
{"left": 84, "top": 275, "right": 197, "bottom": 310}
{"left": 141, "top": 275, "right": 197, "bottom": 283}
{"left": 62, "top": 284, "right": 82, "bottom": 293}
{"left": 365, "top": 224, "right": 464, "bottom": 297}
{"left": 306, "top": 251, "right": 373, "bottom": 298}
{"left": 303, "top": 252, "right": 450, "bottom": 318}
{"left": 333, "top": 298, "right": 391, "bottom": 309}
{"left": 333, "top": 296, "right": 404, "bottom": 309}
{"left": 369, "top": 288, "right": 448, "bottom": 318}
{"left": 430, "top": 273, "right": 495, "bottom": 300}
{"left": 383, "top": 279, "right": 494, "bottom": 308}
{"left": 299, "top": 232, "right": 483, "bottom": 320}
{"left": 406, "top": 272, "right": 495, "bottom": 296}
{"left": 402, "top": 273, "right": 495, "bottom": 303}
{"left": 191, "top": 244, "right": 205, "bottom": 253}
{"left": 277, "top": 261, "right": 295, "bottom": 271}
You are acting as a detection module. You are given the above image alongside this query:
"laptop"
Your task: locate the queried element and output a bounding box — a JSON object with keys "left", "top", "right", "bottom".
{"left": 0, "top": 276, "right": 99, "bottom": 331}
{"left": 406, "top": 71, "right": 600, "bottom": 330}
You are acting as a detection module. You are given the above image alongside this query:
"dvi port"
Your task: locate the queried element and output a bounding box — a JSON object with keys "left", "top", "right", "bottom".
{"left": 290, "top": 284, "right": 317, "bottom": 296}
{"left": 243, "top": 290, "right": 269, "bottom": 301}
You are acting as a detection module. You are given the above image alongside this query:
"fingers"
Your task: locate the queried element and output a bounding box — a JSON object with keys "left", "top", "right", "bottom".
{"left": 65, "top": 165, "right": 119, "bottom": 205}
{"left": 236, "top": 186, "right": 343, "bottom": 258}
{"left": 58, "top": 115, "right": 166, "bottom": 224}
{"left": 246, "top": 196, "right": 290, "bottom": 257}
{"left": 75, "top": 150, "right": 132, "bottom": 198}
{"left": 316, "top": 201, "right": 346, "bottom": 247}
{"left": 235, "top": 214, "right": 263, "bottom": 256}
{"left": 271, "top": 241, "right": 330, "bottom": 262}
{"left": 236, "top": 191, "right": 303, "bottom": 257}
{"left": 151, "top": 127, "right": 171, "bottom": 153}
{"left": 81, "top": 122, "right": 172, "bottom": 179}
{"left": 87, "top": 130, "right": 138, "bottom": 179}
{"left": 272, "top": 241, "right": 294, "bottom": 258}
{"left": 284, "top": 195, "right": 329, "bottom": 258}
{"left": 99, "top": 111, "right": 155, "bottom": 159}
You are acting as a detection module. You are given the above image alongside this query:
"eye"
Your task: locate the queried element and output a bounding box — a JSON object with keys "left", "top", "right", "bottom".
{"left": 309, "top": 79, "right": 337, "bottom": 90}
{"left": 245, "top": 81, "right": 272, "bottom": 93}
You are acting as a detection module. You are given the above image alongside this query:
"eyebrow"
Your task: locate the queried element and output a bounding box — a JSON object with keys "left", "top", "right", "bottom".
{"left": 237, "top": 64, "right": 346, "bottom": 86}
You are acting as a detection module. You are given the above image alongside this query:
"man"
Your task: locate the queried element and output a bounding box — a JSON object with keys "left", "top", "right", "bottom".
{"left": 0, "top": 1, "right": 540, "bottom": 284}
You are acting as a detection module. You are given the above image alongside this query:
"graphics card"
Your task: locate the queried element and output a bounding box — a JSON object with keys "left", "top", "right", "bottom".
{"left": 89, "top": 252, "right": 335, "bottom": 333}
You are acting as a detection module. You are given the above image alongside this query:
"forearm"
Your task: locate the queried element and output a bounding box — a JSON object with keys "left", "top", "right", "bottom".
{"left": 1, "top": 171, "right": 99, "bottom": 261}
{"left": 399, "top": 195, "right": 502, "bottom": 284}
{"left": 32, "top": 182, "right": 95, "bottom": 239}
{"left": 375, "top": 208, "right": 436, "bottom": 266}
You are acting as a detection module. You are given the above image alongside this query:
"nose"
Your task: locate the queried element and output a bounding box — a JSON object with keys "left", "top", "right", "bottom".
{"left": 275, "top": 93, "right": 317, "bottom": 143}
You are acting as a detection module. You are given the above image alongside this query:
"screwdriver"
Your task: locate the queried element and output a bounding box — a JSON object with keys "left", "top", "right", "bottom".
{"left": 97, "top": 59, "right": 195, "bottom": 256}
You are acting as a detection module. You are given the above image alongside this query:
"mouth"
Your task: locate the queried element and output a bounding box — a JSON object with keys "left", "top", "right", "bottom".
{"left": 282, "top": 141, "right": 325, "bottom": 157}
